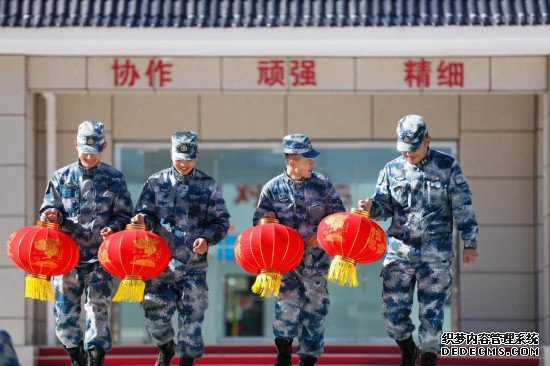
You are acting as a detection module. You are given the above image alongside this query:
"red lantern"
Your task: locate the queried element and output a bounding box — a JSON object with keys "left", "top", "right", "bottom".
{"left": 98, "top": 223, "right": 171, "bottom": 303}
{"left": 317, "top": 208, "right": 387, "bottom": 287}
{"left": 6, "top": 221, "right": 80, "bottom": 301}
{"left": 235, "top": 218, "right": 304, "bottom": 297}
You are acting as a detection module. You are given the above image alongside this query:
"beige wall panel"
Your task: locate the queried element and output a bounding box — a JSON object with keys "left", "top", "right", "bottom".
{"left": 492, "top": 57, "right": 547, "bottom": 91}
{"left": 26, "top": 92, "right": 34, "bottom": 119}
{"left": 37, "top": 94, "right": 46, "bottom": 132}
{"left": 459, "top": 226, "right": 534, "bottom": 273}
{"left": 373, "top": 95, "right": 459, "bottom": 139}
{"left": 114, "top": 94, "right": 198, "bottom": 140}
{"left": 29, "top": 57, "right": 85, "bottom": 90}
{"left": 56, "top": 94, "right": 112, "bottom": 131}
{"left": 539, "top": 178, "right": 545, "bottom": 225}
{"left": 0, "top": 167, "right": 25, "bottom": 215}
{"left": 26, "top": 117, "right": 35, "bottom": 169}
{"left": 461, "top": 94, "right": 536, "bottom": 131}
{"left": 37, "top": 132, "right": 46, "bottom": 179}
{"left": 26, "top": 167, "right": 35, "bottom": 224}
{"left": 539, "top": 94, "right": 548, "bottom": 130}
{"left": 0, "top": 319, "right": 26, "bottom": 345}
{"left": 201, "top": 94, "right": 284, "bottom": 139}
{"left": 0, "top": 56, "right": 25, "bottom": 114}
{"left": 0, "top": 269, "right": 25, "bottom": 317}
{"left": 88, "top": 57, "right": 152, "bottom": 90}
{"left": 57, "top": 133, "right": 113, "bottom": 168}
{"left": 540, "top": 271, "right": 550, "bottom": 319}
{"left": 163, "top": 58, "right": 220, "bottom": 90}
{"left": 0, "top": 116, "right": 25, "bottom": 165}
{"left": 539, "top": 130, "right": 544, "bottom": 176}
{"left": 288, "top": 58, "right": 354, "bottom": 91}
{"left": 461, "top": 320, "right": 536, "bottom": 333}
{"left": 460, "top": 132, "right": 534, "bottom": 178}
{"left": 287, "top": 94, "right": 371, "bottom": 139}
{"left": 0, "top": 217, "right": 26, "bottom": 266}
{"left": 460, "top": 273, "right": 535, "bottom": 319}
{"left": 223, "top": 58, "right": 287, "bottom": 90}
{"left": 469, "top": 179, "right": 533, "bottom": 225}
{"left": 357, "top": 58, "right": 412, "bottom": 91}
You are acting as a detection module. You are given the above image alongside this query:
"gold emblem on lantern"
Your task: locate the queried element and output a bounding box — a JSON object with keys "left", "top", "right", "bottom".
{"left": 131, "top": 236, "right": 159, "bottom": 267}
{"left": 324, "top": 213, "right": 347, "bottom": 231}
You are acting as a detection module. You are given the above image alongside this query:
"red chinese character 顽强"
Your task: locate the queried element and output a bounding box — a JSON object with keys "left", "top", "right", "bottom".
{"left": 112, "top": 58, "right": 140, "bottom": 87}
{"left": 290, "top": 60, "right": 317, "bottom": 87}
{"left": 257, "top": 60, "right": 286, "bottom": 87}
{"left": 234, "top": 184, "right": 263, "bottom": 206}
{"left": 146, "top": 59, "right": 173, "bottom": 88}
{"left": 437, "top": 61, "right": 464, "bottom": 88}
{"left": 404, "top": 59, "right": 431, "bottom": 88}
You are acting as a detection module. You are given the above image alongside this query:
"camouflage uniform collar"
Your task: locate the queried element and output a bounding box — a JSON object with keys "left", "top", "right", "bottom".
{"left": 419, "top": 148, "right": 434, "bottom": 166}
{"left": 283, "top": 171, "right": 307, "bottom": 187}
{"left": 172, "top": 167, "right": 195, "bottom": 182}
{"left": 77, "top": 161, "right": 101, "bottom": 176}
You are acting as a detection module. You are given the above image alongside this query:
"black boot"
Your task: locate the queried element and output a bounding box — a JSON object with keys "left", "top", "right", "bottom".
{"left": 64, "top": 342, "right": 87, "bottom": 366}
{"left": 179, "top": 357, "right": 195, "bottom": 366}
{"left": 299, "top": 355, "right": 317, "bottom": 366}
{"left": 421, "top": 352, "right": 437, "bottom": 366}
{"left": 396, "top": 337, "right": 418, "bottom": 366}
{"left": 274, "top": 338, "right": 292, "bottom": 366}
{"left": 155, "top": 340, "right": 176, "bottom": 366}
{"left": 87, "top": 348, "right": 105, "bottom": 366}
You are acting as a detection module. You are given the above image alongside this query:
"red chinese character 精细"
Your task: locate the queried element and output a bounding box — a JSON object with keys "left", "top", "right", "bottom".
{"left": 437, "top": 60, "right": 464, "bottom": 88}
{"left": 404, "top": 59, "right": 431, "bottom": 88}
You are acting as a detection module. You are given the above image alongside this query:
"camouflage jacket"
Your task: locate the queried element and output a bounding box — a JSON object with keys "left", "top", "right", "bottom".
{"left": 39, "top": 162, "right": 133, "bottom": 264}
{"left": 134, "top": 167, "right": 230, "bottom": 270}
{"left": 370, "top": 149, "right": 479, "bottom": 262}
{"left": 253, "top": 172, "right": 345, "bottom": 270}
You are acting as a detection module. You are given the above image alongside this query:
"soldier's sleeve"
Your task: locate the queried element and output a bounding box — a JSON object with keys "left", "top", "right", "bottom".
{"left": 134, "top": 180, "right": 158, "bottom": 230}
{"left": 325, "top": 179, "right": 346, "bottom": 214}
{"left": 38, "top": 173, "right": 64, "bottom": 224}
{"left": 369, "top": 168, "right": 394, "bottom": 221}
{"left": 108, "top": 177, "right": 133, "bottom": 232}
{"left": 253, "top": 185, "right": 274, "bottom": 226}
{"left": 449, "top": 161, "right": 479, "bottom": 249}
{"left": 202, "top": 183, "right": 230, "bottom": 246}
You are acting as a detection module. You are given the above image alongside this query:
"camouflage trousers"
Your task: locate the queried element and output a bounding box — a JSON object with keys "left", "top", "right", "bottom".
{"left": 53, "top": 262, "right": 114, "bottom": 351}
{"left": 273, "top": 267, "right": 330, "bottom": 358}
{"left": 382, "top": 259, "right": 452, "bottom": 354}
{"left": 143, "top": 268, "right": 208, "bottom": 359}
{"left": 0, "top": 329, "right": 20, "bottom": 366}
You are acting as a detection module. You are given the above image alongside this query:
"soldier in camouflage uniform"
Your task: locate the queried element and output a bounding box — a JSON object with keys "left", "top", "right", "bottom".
{"left": 358, "top": 115, "right": 479, "bottom": 366}
{"left": 253, "top": 134, "right": 345, "bottom": 366}
{"left": 0, "top": 330, "right": 20, "bottom": 366}
{"left": 39, "top": 121, "right": 133, "bottom": 366}
{"left": 132, "top": 131, "right": 230, "bottom": 366}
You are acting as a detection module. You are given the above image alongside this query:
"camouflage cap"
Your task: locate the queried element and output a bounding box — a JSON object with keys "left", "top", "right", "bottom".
{"left": 283, "top": 134, "right": 320, "bottom": 158}
{"left": 171, "top": 130, "right": 198, "bottom": 160}
{"left": 396, "top": 114, "right": 428, "bottom": 152}
{"left": 76, "top": 120, "right": 105, "bottom": 154}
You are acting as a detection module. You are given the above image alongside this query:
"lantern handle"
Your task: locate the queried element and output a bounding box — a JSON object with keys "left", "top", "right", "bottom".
{"left": 126, "top": 223, "right": 147, "bottom": 230}
{"left": 259, "top": 217, "right": 280, "bottom": 225}
{"left": 36, "top": 220, "right": 60, "bottom": 231}
{"left": 350, "top": 208, "right": 371, "bottom": 218}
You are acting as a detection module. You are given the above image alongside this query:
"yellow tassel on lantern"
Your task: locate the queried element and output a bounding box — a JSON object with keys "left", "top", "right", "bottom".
{"left": 327, "top": 256, "right": 358, "bottom": 287}
{"left": 25, "top": 274, "right": 54, "bottom": 301}
{"left": 112, "top": 276, "right": 146, "bottom": 303}
{"left": 251, "top": 270, "right": 282, "bottom": 297}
